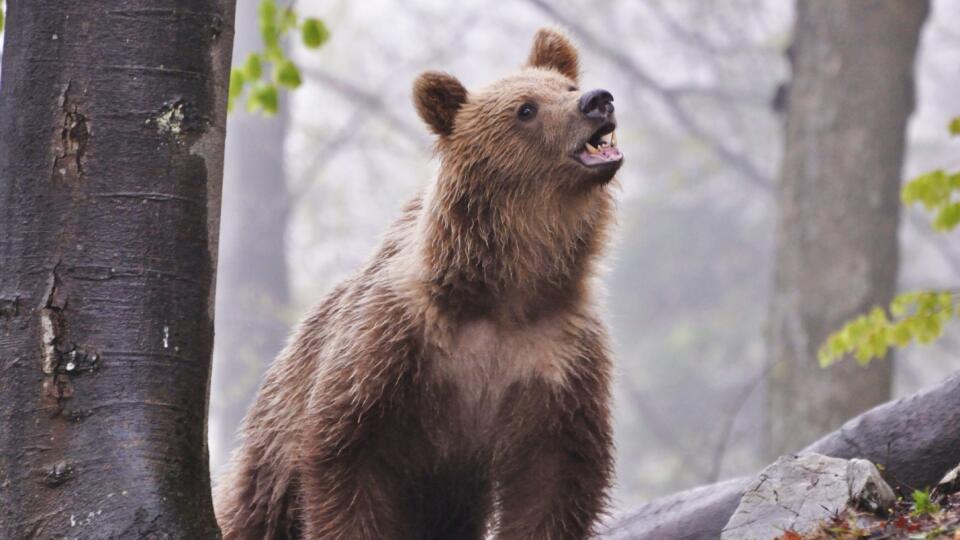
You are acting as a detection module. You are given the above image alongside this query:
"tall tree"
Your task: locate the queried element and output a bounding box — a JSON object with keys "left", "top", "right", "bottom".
{"left": 765, "top": 0, "right": 929, "bottom": 458}
{"left": 0, "top": 1, "right": 235, "bottom": 537}
{"left": 212, "top": 2, "right": 292, "bottom": 472}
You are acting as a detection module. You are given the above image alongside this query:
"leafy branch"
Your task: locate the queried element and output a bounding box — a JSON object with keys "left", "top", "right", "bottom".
{"left": 228, "top": 0, "right": 330, "bottom": 115}
{"left": 819, "top": 291, "right": 956, "bottom": 367}
{"left": 819, "top": 117, "right": 960, "bottom": 367}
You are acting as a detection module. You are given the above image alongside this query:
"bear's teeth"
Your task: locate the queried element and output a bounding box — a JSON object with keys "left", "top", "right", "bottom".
{"left": 585, "top": 142, "right": 600, "bottom": 154}
{"left": 601, "top": 132, "right": 615, "bottom": 147}
{"left": 611, "top": 131, "right": 617, "bottom": 147}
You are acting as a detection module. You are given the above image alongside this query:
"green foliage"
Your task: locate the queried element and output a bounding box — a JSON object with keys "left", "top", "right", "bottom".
{"left": 819, "top": 291, "right": 956, "bottom": 367}
{"left": 228, "top": 0, "right": 329, "bottom": 115}
{"left": 910, "top": 488, "right": 941, "bottom": 517}
{"left": 0, "top": 3, "right": 5, "bottom": 34}
{"left": 902, "top": 169, "right": 960, "bottom": 231}
{"left": 820, "top": 117, "right": 960, "bottom": 366}
{"left": 901, "top": 117, "right": 960, "bottom": 231}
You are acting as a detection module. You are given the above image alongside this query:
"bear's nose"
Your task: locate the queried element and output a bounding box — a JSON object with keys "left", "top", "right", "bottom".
{"left": 579, "top": 89, "right": 614, "bottom": 120}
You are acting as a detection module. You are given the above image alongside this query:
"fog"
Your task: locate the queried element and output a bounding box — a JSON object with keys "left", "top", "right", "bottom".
{"left": 211, "top": 0, "right": 960, "bottom": 512}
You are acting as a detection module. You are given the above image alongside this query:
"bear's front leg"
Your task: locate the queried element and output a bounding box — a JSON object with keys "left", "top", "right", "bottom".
{"left": 299, "top": 443, "right": 414, "bottom": 539}
{"left": 493, "top": 359, "right": 614, "bottom": 540}
{"left": 295, "top": 329, "right": 421, "bottom": 539}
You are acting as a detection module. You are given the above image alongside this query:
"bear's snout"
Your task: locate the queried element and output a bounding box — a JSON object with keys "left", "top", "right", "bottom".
{"left": 579, "top": 89, "right": 615, "bottom": 121}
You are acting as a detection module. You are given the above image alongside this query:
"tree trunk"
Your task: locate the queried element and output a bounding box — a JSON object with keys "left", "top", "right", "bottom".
{"left": 0, "top": 1, "right": 235, "bottom": 537}
{"left": 765, "top": 0, "right": 929, "bottom": 457}
{"left": 211, "top": 2, "right": 291, "bottom": 473}
{"left": 604, "top": 370, "right": 960, "bottom": 539}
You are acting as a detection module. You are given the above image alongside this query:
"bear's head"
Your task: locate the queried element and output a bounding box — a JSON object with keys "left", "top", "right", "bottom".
{"left": 411, "top": 28, "right": 620, "bottom": 318}
{"left": 413, "top": 27, "right": 623, "bottom": 191}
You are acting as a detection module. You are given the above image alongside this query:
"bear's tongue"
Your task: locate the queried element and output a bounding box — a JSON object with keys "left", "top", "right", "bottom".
{"left": 579, "top": 131, "right": 622, "bottom": 166}
{"left": 579, "top": 145, "right": 622, "bottom": 165}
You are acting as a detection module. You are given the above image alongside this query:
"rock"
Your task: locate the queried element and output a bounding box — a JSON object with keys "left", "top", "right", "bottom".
{"left": 720, "top": 453, "right": 896, "bottom": 540}
{"left": 936, "top": 463, "right": 960, "bottom": 496}
{"left": 846, "top": 458, "right": 896, "bottom": 513}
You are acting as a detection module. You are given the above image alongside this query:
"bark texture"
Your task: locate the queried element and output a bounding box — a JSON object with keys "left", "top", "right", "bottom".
{"left": 0, "top": 1, "right": 235, "bottom": 537}
{"left": 604, "top": 371, "right": 960, "bottom": 539}
{"left": 765, "top": 0, "right": 929, "bottom": 457}
{"left": 212, "top": 2, "right": 291, "bottom": 471}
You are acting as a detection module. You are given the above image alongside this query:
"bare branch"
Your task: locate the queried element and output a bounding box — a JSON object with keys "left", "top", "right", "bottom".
{"left": 643, "top": 0, "right": 751, "bottom": 57}
{"left": 707, "top": 363, "right": 768, "bottom": 483}
{"left": 299, "top": 66, "right": 428, "bottom": 145}
{"left": 625, "top": 389, "right": 712, "bottom": 480}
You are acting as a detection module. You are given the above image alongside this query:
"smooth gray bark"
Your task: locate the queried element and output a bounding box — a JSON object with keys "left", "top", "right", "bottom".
{"left": 0, "top": 1, "right": 235, "bottom": 537}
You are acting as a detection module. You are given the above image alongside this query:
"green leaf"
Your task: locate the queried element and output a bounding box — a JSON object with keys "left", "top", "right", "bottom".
{"left": 252, "top": 84, "right": 279, "bottom": 116}
{"left": 891, "top": 323, "right": 912, "bottom": 347}
{"left": 229, "top": 68, "right": 246, "bottom": 99}
{"left": 950, "top": 117, "right": 960, "bottom": 137}
{"left": 302, "top": 18, "right": 330, "bottom": 49}
{"left": 281, "top": 8, "right": 298, "bottom": 31}
{"left": 891, "top": 294, "right": 909, "bottom": 317}
{"left": 258, "top": 0, "right": 277, "bottom": 21}
{"left": 0, "top": 5, "right": 5, "bottom": 33}
{"left": 244, "top": 53, "right": 263, "bottom": 80}
{"left": 261, "top": 22, "right": 280, "bottom": 50}
{"left": 934, "top": 203, "right": 960, "bottom": 231}
{"left": 259, "top": 0, "right": 280, "bottom": 50}
{"left": 228, "top": 68, "right": 245, "bottom": 114}
{"left": 276, "top": 60, "right": 302, "bottom": 89}
{"left": 818, "top": 351, "right": 832, "bottom": 368}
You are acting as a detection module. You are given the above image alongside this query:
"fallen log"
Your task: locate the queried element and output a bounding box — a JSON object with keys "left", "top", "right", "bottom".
{"left": 601, "top": 372, "right": 960, "bottom": 539}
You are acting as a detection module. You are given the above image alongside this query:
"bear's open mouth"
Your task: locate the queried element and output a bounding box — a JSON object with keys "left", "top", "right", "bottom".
{"left": 574, "top": 122, "right": 622, "bottom": 168}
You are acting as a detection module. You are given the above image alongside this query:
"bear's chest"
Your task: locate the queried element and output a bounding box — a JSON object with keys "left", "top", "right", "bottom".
{"left": 432, "top": 317, "right": 573, "bottom": 435}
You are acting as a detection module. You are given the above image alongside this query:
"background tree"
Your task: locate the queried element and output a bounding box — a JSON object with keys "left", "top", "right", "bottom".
{"left": 211, "top": 1, "right": 293, "bottom": 472}
{"left": 764, "top": 0, "right": 929, "bottom": 458}
{"left": 0, "top": 1, "right": 235, "bottom": 536}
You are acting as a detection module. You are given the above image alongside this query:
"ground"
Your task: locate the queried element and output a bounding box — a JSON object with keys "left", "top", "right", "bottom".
{"left": 789, "top": 491, "right": 960, "bottom": 540}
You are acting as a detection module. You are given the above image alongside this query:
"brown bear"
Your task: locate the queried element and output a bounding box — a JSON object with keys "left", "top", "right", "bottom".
{"left": 215, "top": 27, "right": 623, "bottom": 540}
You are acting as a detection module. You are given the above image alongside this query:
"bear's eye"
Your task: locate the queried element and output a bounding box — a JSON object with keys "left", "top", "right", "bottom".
{"left": 568, "top": 86, "right": 578, "bottom": 92}
{"left": 517, "top": 102, "right": 538, "bottom": 121}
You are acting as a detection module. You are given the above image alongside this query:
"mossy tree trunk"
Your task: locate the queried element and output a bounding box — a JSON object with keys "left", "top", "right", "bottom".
{"left": 765, "top": 0, "right": 929, "bottom": 458}
{"left": 0, "top": 1, "right": 236, "bottom": 537}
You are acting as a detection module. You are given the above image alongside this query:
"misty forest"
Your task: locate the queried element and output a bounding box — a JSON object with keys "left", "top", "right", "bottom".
{"left": 2, "top": 1, "right": 960, "bottom": 539}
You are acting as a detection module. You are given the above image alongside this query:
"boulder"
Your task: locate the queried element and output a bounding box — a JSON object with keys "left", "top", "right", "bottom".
{"left": 720, "top": 453, "right": 895, "bottom": 540}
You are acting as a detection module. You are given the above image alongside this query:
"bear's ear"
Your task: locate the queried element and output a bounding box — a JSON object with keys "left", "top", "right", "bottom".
{"left": 527, "top": 27, "right": 579, "bottom": 83}
{"left": 413, "top": 71, "right": 468, "bottom": 137}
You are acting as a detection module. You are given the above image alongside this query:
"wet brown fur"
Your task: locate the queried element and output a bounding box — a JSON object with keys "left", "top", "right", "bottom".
{"left": 215, "top": 28, "right": 618, "bottom": 540}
